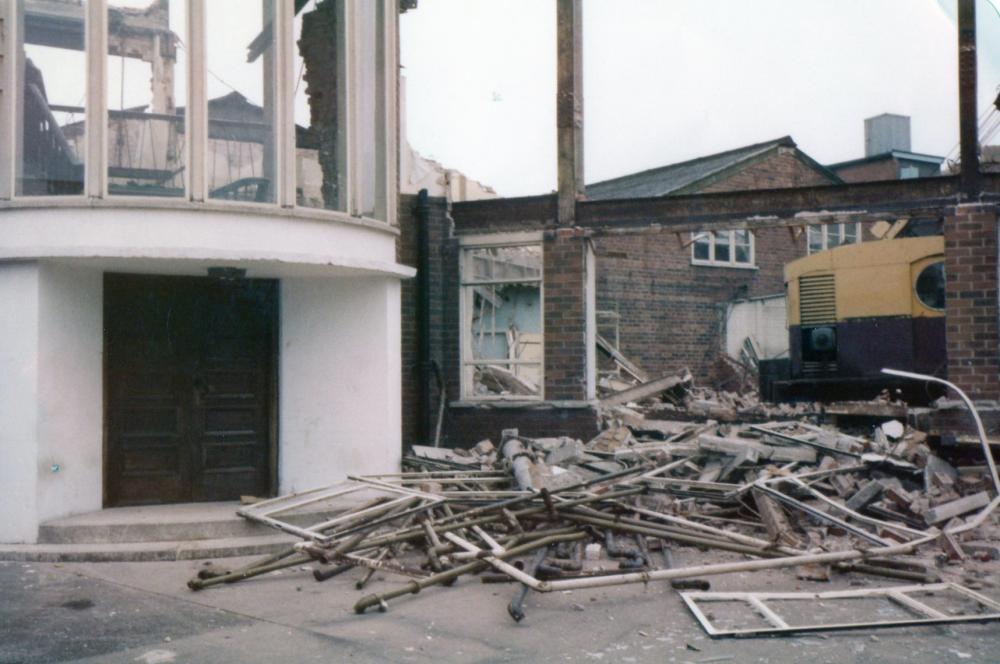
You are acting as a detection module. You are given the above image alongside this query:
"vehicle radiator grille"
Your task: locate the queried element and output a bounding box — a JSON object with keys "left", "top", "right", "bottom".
{"left": 799, "top": 274, "right": 836, "bottom": 325}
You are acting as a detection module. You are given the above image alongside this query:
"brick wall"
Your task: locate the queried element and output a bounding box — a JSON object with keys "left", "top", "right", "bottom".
{"left": 596, "top": 225, "right": 804, "bottom": 384}
{"left": 698, "top": 149, "right": 836, "bottom": 193}
{"left": 544, "top": 228, "right": 591, "bottom": 401}
{"left": 944, "top": 203, "right": 1000, "bottom": 402}
{"left": 832, "top": 159, "right": 899, "bottom": 184}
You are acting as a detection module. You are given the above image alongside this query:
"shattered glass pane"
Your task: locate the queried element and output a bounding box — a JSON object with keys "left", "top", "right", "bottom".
{"left": 465, "top": 246, "right": 542, "bottom": 283}
{"left": 295, "top": 0, "right": 347, "bottom": 211}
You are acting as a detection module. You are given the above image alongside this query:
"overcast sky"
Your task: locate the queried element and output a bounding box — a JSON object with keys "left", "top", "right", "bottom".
{"left": 401, "top": 0, "right": 1000, "bottom": 197}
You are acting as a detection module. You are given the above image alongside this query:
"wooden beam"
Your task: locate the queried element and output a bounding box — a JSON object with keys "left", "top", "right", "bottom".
{"left": 958, "top": 0, "right": 979, "bottom": 198}
{"left": 556, "top": 0, "right": 583, "bottom": 225}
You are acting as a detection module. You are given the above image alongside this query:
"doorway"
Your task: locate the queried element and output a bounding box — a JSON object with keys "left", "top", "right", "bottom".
{"left": 104, "top": 273, "right": 277, "bottom": 506}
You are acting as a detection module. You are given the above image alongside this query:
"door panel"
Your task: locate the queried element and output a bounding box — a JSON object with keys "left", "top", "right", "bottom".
{"left": 105, "top": 274, "right": 276, "bottom": 506}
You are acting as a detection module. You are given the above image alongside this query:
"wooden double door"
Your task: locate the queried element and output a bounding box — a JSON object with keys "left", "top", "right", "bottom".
{"left": 105, "top": 274, "right": 277, "bottom": 506}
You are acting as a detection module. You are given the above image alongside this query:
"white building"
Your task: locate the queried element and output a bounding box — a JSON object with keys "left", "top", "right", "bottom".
{"left": 0, "top": 0, "right": 411, "bottom": 543}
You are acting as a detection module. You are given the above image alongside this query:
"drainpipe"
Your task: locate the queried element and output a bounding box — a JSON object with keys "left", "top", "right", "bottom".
{"left": 415, "top": 189, "right": 433, "bottom": 444}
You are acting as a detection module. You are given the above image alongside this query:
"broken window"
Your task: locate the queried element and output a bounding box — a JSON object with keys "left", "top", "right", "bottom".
{"left": 294, "top": 0, "right": 347, "bottom": 212}
{"left": 206, "top": 0, "right": 276, "bottom": 203}
{"left": 461, "top": 243, "right": 543, "bottom": 399}
{"left": 15, "top": 0, "right": 89, "bottom": 196}
{"left": 691, "top": 230, "right": 754, "bottom": 268}
{"left": 107, "top": 0, "right": 187, "bottom": 197}
{"left": 807, "top": 222, "right": 861, "bottom": 254}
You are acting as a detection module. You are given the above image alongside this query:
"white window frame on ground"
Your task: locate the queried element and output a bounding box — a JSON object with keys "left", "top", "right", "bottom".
{"left": 807, "top": 222, "right": 861, "bottom": 254}
{"left": 459, "top": 232, "right": 544, "bottom": 401}
{"left": 690, "top": 229, "right": 755, "bottom": 268}
{"left": 0, "top": 0, "right": 397, "bottom": 226}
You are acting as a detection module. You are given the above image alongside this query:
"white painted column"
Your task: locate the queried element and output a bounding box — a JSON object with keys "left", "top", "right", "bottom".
{"left": 279, "top": 276, "right": 402, "bottom": 493}
{"left": 0, "top": 263, "right": 41, "bottom": 542}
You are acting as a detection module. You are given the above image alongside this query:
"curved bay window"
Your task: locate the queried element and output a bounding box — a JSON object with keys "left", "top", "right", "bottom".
{"left": 3, "top": 0, "right": 394, "bottom": 222}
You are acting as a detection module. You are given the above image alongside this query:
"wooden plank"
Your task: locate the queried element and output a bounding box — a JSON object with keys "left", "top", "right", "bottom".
{"left": 600, "top": 373, "right": 690, "bottom": 407}
{"left": 924, "top": 491, "right": 990, "bottom": 524}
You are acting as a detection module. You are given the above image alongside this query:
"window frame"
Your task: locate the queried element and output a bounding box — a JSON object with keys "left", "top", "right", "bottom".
{"left": 0, "top": 0, "right": 397, "bottom": 226}
{"left": 458, "top": 232, "right": 545, "bottom": 402}
{"left": 690, "top": 229, "right": 756, "bottom": 269}
{"left": 807, "top": 222, "right": 862, "bottom": 254}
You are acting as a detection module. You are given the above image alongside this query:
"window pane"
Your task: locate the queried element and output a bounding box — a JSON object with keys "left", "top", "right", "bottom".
{"left": 467, "top": 280, "right": 541, "bottom": 398}
{"left": 733, "top": 229, "right": 751, "bottom": 264}
{"left": 693, "top": 233, "right": 710, "bottom": 260}
{"left": 843, "top": 222, "right": 858, "bottom": 244}
{"left": 107, "top": 0, "right": 186, "bottom": 198}
{"left": 808, "top": 225, "right": 823, "bottom": 253}
{"left": 826, "top": 224, "right": 844, "bottom": 249}
{"left": 464, "top": 246, "right": 542, "bottom": 283}
{"left": 16, "top": 1, "right": 87, "bottom": 196}
{"left": 714, "top": 231, "right": 730, "bottom": 263}
{"left": 295, "top": 0, "right": 347, "bottom": 211}
{"left": 357, "top": 0, "right": 380, "bottom": 218}
{"left": 206, "top": 0, "right": 276, "bottom": 203}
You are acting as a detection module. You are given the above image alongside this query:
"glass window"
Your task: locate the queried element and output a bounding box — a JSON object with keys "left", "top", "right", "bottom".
{"left": 461, "top": 245, "right": 543, "bottom": 399}
{"left": 356, "top": 0, "right": 380, "bottom": 218}
{"left": 807, "top": 222, "right": 861, "bottom": 254}
{"left": 807, "top": 225, "right": 823, "bottom": 254}
{"left": 915, "top": 262, "right": 945, "bottom": 311}
{"left": 294, "top": 0, "right": 347, "bottom": 211}
{"left": 714, "top": 231, "right": 731, "bottom": 263}
{"left": 733, "top": 229, "right": 752, "bottom": 264}
{"left": 107, "top": 0, "right": 187, "bottom": 198}
{"left": 16, "top": 0, "right": 88, "bottom": 196}
{"left": 692, "top": 233, "right": 710, "bottom": 261}
{"left": 206, "top": 0, "right": 276, "bottom": 203}
{"left": 692, "top": 230, "right": 754, "bottom": 268}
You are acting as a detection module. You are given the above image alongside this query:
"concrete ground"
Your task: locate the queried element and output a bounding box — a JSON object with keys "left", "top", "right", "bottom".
{"left": 4, "top": 547, "right": 1000, "bottom": 664}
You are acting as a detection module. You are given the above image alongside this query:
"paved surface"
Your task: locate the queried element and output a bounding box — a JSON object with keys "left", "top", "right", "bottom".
{"left": 3, "top": 549, "right": 1000, "bottom": 663}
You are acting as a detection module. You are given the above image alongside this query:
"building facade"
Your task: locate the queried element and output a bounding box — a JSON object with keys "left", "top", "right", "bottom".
{"left": 0, "top": 0, "right": 410, "bottom": 543}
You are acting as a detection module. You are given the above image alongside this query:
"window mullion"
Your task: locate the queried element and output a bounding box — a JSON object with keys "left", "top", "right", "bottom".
{"left": 0, "top": 0, "right": 15, "bottom": 199}
{"left": 86, "top": 0, "right": 108, "bottom": 198}
{"left": 275, "top": 0, "right": 296, "bottom": 208}
{"left": 344, "top": 0, "right": 357, "bottom": 216}
{"left": 187, "top": 0, "right": 207, "bottom": 202}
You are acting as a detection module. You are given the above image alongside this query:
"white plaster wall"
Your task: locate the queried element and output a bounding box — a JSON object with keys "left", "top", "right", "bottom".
{"left": 0, "top": 207, "right": 402, "bottom": 275}
{"left": 0, "top": 263, "right": 40, "bottom": 542}
{"left": 279, "top": 277, "right": 402, "bottom": 493}
{"left": 35, "top": 264, "right": 104, "bottom": 524}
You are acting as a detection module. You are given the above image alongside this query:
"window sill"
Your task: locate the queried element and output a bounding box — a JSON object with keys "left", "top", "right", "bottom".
{"left": 690, "top": 260, "right": 758, "bottom": 270}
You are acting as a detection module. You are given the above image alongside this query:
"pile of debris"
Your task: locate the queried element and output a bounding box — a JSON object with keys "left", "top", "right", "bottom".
{"left": 189, "top": 402, "right": 1000, "bottom": 636}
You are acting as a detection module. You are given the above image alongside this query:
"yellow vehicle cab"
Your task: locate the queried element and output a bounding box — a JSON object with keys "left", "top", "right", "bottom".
{"left": 779, "top": 235, "right": 945, "bottom": 401}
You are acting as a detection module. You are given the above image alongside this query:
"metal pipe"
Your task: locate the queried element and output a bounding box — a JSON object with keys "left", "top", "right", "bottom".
{"left": 353, "top": 532, "right": 586, "bottom": 614}
{"left": 509, "top": 546, "right": 549, "bottom": 622}
{"left": 882, "top": 368, "right": 1000, "bottom": 496}
{"left": 415, "top": 188, "right": 434, "bottom": 443}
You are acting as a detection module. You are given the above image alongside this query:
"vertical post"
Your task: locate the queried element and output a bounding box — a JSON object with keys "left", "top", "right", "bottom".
{"left": 958, "top": 0, "right": 978, "bottom": 198}
{"left": 275, "top": 0, "right": 296, "bottom": 208}
{"left": 187, "top": 0, "right": 207, "bottom": 202}
{"left": 86, "top": 0, "right": 107, "bottom": 198}
{"left": 0, "top": 0, "right": 16, "bottom": 199}
{"left": 556, "top": 0, "right": 583, "bottom": 225}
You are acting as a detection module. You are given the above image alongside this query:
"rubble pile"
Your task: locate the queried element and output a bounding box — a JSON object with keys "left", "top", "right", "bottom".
{"left": 189, "top": 388, "right": 1000, "bottom": 636}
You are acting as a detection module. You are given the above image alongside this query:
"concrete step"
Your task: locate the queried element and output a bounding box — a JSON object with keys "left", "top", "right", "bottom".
{"left": 0, "top": 533, "right": 298, "bottom": 563}
{"left": 37, "top": 502, "right": 335, "bottom": 545}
